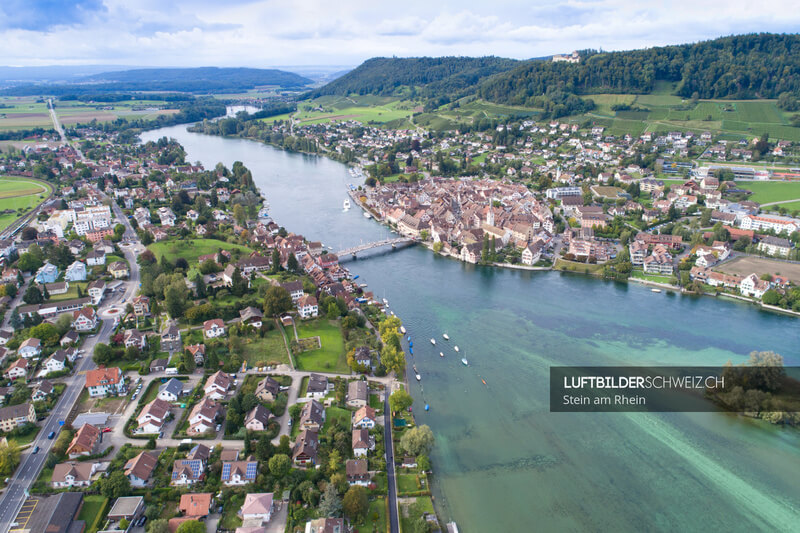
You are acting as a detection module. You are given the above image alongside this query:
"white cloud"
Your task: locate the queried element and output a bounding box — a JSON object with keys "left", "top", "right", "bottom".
{"left": 1, "top": 0, "right": 799, "bottom": 67}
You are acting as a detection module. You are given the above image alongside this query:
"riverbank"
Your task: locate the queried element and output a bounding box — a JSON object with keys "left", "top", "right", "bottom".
{"left": 140, "top": 123, "right": 800, "bottom": 533}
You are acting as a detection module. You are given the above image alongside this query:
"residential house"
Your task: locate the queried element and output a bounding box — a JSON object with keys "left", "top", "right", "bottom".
{"left": 31, "top": 379, "right": 53, "bottom": 401}
{"left": 132, "top": 295, "right": 150, "bottom": 317}
{"left": 60, "top": 330, "right": 79, "bottom": 347}
{"left": 244, "top": 404, "right": 272, "bottom": 432}
{"left": 18, "top": 338, "right": 42, "bottom": 358}
{"left": 353, "top": 406, "right": 377, "bottom": 429}
{"left": 740, "top": 273, "right": 770, "bottom": 299}
{"left": 346, "top": 459, "right": 369, "bottom": 486}
{"left": 239, "top": 306, "right": 264, "bottom": 328}
{"left": 297, "top": 295, "right": 318, "bottom": 319}
{"left": 281, "top": 281, "right": 304, "bottom": 304}
{"left": 521, "top": 242, "right": 542, "bottom": 266}
{"left": 180, "top": 493, "right": 213, "bottom": 519}
{"left": 293, "top": 429, "right": 319, "bottom": 466}
{"left": 240, "top": 493, "right": 274, "bottom": 523}
{"left": 87, "top": 279, "right": 106, "bottom": 305}
{"left": 52, "top": 462, "right": 98, "bottom": 488}
{"left": 125, "top": 451, "right": 159, "bottom": 487}
{"left": 187, "top": 397, "right": 222, "bottom": 435}
{"left": 150, "top": 358, "right": 168, "bottom": 373}
{"left": 254, "top": 376, "right": 280, "bottom": 402}
{"left": 136, "top": 398, "right": 171, "bottom": 434}
{"left": 304, "top": 518, "right": 350, "bottom": 533}
{"left": 72, "top": 307, "right": 98, "bottom": 331}
{"left": 34, "top": 262, "right": 59, "bottom": 283}
{"left": 204, "top": 371, "right": 232, "bottom": 400}
{"left": 0, "top": 403, "right": 35, "bottom": 431}
{"left": 203, "top": 318, "right": 226, "bottom": 338}
{"left": 85, "top": 366, "right": 125, "bottom": 397}
{"left": 158, "top": 378, "right": 184, "bottom": 402}
{"left": 186, "top": 344, "right": 206, "bottom": 366}
{"left": 305, "top": 373, "right": 329, "bottom": 399}
{"left": 64, "top": 261, "right": 87, "bottom": 282}
{"left": 66, "top": 423, "right": 101, "bottom": 458}
{"left": 299, "top": 399, "right": 325, "bottom": 431}
{"left": 758, "top": 236, "right": 792, "bottom": 258}
{"left": 4, "top": 358, "right": 28, "bottom": 380}
{"left": 221, "top": 458, "right": 258, "bottom": 486}
{"left": 41, "top": 350, "right": 67, "bottom": 375}
{"left": 124, "top": 329, "right": 147, "bottom": 350}
{"left": 108, "top": 261, "right": 129, "bottom": 279}
{"left": 86, "top": 250, "right": 106, "bottom": 266}
{"left": 171, "top": 458, "right": 206, "bottom": 486}
{"left": 0, "top": 330, "right": 11, "bottom": 346}
{"left": 346, "top": 381, "right": 368, "bottom": 408}
{"left": 352, "top": 428, "right": 374, "bottom": 457}
{"left": 160, "top": 323, "right": 182, "bottom": 352}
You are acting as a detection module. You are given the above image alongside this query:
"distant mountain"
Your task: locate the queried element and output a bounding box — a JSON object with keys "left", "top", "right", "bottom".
{"left": 0, "top": 66, "right": 313, "bottom": 96}
{"left": 309, "top": 56, "right": 519, "bottom": 99}
{"left": 0, "top": 65, "right": 141, "bottom": 85}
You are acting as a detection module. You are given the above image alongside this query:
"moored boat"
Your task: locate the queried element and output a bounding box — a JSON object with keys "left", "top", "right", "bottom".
{"left": 343, "top": 198, "right": 351, "bottom": 210}
{"left": 461, "top": 358, "right": 469, "bottom": 366}
{"left": 363, "top": 212, "right": 372, "bottom": 219}
{"left": 430, "top": 338, "right": 436, "bottom": 345}
{"left": 443, "top": 333, "right": 450, "bottom": 340}
{"left": 400, "top": 326, "right": 407, "bottom": 334}
{"left": 651, "top": 288, "right": 662, "bottom": 293}
{"left": 439, "top": 352, "right": 444, "bottom": 357}
{"left": 454, "top": 345, "right": 459, "bottom": 352}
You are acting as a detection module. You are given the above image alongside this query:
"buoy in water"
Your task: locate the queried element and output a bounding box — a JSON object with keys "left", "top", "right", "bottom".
{"left": 481, "top": 379, "right": 487, "bottom": 386}
{"left": 425, "top": 404, "right": 430, "bottom": 411}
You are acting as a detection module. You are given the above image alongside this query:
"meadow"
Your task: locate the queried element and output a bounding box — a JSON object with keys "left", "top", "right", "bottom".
{"left": 737, "top": 181, "right": 800, "bottom": 204}
{"left": 0, "top": 176, "right": 52, "bottom": 231}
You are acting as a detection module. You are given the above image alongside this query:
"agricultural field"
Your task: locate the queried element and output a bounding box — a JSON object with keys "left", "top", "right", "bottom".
{"left": 262, "top": 94, "right": 418, "bottom": 126}
{"left": 0, "top": 176, "right": 52, "bottom": 231}
{"left": 0, "top": 97, "right": 52, "bottom": 131}
{"left": 716, "top": 256, "right": 800, "bottom": 285}
{"left": 55, "top": 99, "right": 179, "bottom": 126}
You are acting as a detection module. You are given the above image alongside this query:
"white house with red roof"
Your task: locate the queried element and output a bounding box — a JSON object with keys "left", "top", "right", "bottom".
{"left": 72, "top": 307, "right": 98, "bottom": 332}
{"left": 85, "top": 366, "right": 126, "bottom": 397}
{"left": 203, "top": 319, "right": 226, "bottom": 338}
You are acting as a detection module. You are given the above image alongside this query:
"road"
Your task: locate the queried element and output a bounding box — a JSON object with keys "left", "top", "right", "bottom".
{"left": 47, "top": 99, "right": 65, "bottom": 142}
{"left": 383, "top": 395, "right": 400, "bottom": 533}
{"left": 0, "top": 189, "right": 143, "bottom": 531}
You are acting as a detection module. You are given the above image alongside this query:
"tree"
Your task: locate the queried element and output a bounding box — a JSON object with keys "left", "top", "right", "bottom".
{"left": 264, "top": 286, "right": 292, "bottom": 316}
{"left": 268, "top": 453, "right": 290, "bottom": 477}
{"left": 327, "top": 449, "right": 341, "bottom": 476}
{"left": 342, "top": 485, "right": 369, "bottom": 521}
{"left": 381, "top": 345, "right": 406, "bottom": 375}
{"left": 23, "top": 285, "right": 43, "bottom": 304}
{"left": 176, "top": 521, "right": 205, "bottom": 533}
{"left": 319, "top": 482, "right": 342, "bottom": 517}
{"left": 270, "top": 249, "right": 281, "bottom": 274}
{"left": 0, "top": 442, "right": 21, "bottom": 476}
{"left": 233, "top": 204, "right": 246, "bottom": 226}
{"left": 230, "top": 267, "right": 248, "bottom": 297}
{"left": 194, "top": 274, "right": 207, "bottom": 298}
{"left": 327, "top": 302, "right": 340, "bottom": 319}
{"left": 146, "top": 519, "right": 170, "bottom": 533}
{"left": 100, "top": 470, "right": 131, "bottom": 498}
{"left": 17, "top": 252, "right": 43, "bottom": 273}
{"left": 9, "top": 310, "right": 21, "bottom": 330}
{"left": 400, "top": 425, "right": 434, "bottom": 456}
{"left": 165, "top": 282, "right": 188, "bottom": 318}
{"left": 389, "top": 389, "right": 413, "bottom": 413}
{"left": 287, "top": 253, "right": 299, "bottom": 273}
{"left": 417, "top": 454, "right": 431, "bottom": 472}
{"left": 29, "top": 323, "right": 59, "bottom": 346}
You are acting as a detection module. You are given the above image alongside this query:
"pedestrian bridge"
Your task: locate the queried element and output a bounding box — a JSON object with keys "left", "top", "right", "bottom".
{"left": 336, "top": 237, "right": 416, "bottom": 260}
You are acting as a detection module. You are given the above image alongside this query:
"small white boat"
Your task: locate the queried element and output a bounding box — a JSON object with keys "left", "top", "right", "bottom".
{"left": 461, "top": 358, "right": 469, "bottom": 366}
{"left": 442, "top": 333, "right": 450, "bottom": 340}
{"left": 400, "top": 326, "right": 407, "bottom": 334}
{"left": 382, "top": 298, "right": 388, "bottom": 305}
{"left": 363, "top": 212, "right": 372, "bottom": 219}
{"left": 343, "top": 198, "right": 351, "bottom": 210}
{"left": 454, "top": 346, "right": 460, "bottom": 352}
{"left": 439, "top": 352, "right": 444, "bottom": 357}
{"left": 651, "top": 288, "right": 662, "bottom": 293}
{"left": 416, "top": 373, "right": 422, "bottom": 381}
{"left": 359, "top": 283, "right": 367, "bottom": 288}
{"left": 430, "top": 338, "right": 436, "bottom": 345}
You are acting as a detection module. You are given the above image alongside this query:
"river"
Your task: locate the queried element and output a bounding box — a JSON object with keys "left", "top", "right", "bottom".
{"left": 141, "top": 124, "right": 800, "bottom": 532}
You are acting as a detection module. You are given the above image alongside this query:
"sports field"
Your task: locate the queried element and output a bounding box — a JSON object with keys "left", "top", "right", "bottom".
{"left": 737, "top": 181, "right": 800, "bottom": 204}
{"left": 0, "top": 177, "right": 52, "bottom": 231}
{"left": 716, "top": 256, "right": 800, "bottom": 285}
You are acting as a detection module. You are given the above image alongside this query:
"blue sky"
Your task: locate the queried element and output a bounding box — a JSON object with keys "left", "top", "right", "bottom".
{"left": 2, "top": 0, "right": 799, "bottom": 67}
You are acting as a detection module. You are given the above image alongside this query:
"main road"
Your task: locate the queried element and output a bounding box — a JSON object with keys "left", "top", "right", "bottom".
{"left": 0, "top": 111, "right": 142, "bottom": 530}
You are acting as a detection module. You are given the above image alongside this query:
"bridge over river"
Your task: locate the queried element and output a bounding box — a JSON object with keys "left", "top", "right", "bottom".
{"left": 336, "top": 237, "right": 417, "bottom": 260}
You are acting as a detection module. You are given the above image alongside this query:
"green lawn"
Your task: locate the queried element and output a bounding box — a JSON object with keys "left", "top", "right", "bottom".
{"left": 148, "top": 238, "right": 253, "bottom": 265}
{"left": 396, "top": 473, "right": 420, "bottom": 495}
{"left": 322, "top": 406, "right": 351, "bottom": 433}
{"left": 47, "top": 282, "right": 88, "bottom": 302}
{"left": 294, "top": 319, "right": 349, "bottom": 373}
{"left": 0, "top": 177, "right": 52, "bottom": 231}
{"left": 764, "top": 200, "right": 800, "bottom": 213}
{"left": 737, "top": 181, "right": 800, "bottom": 204}
{"left": 239, "top": 329, "right": 291, "bottom": 367}
{"left": 352, "top": 497, "right": 388, "bottom": 532}
{"left": 554, "top": 258, "right": 605, "bottom": 275}
{"left": 400, "top": 496, "right": 436, "bottom": 533}
{"left": 219, "top": 492, "right": 245, "bottom": 529}
{"left": 77, "top": 495, "right": 109, "bottom": 533}
{"left": 9, "top": 426, "right": 41, "bottom": 446}
{"left": 630, "top": 270, "right": 676, "bottom": 284}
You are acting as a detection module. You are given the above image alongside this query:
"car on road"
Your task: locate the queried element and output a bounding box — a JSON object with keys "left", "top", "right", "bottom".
{"left": 31, "top": 446, "right": 39, "bottom": 454}
{"left": 102, "top": 427, "right": 112, "bottom": 433}
{"left": 137, "top": 517, "right": 147, "bottom": 527}
{"left": 47, "top": 431, "right": 55, "bottom": 439}
{"left": 215, "top": 424, "right": 222, "bottom": 432}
